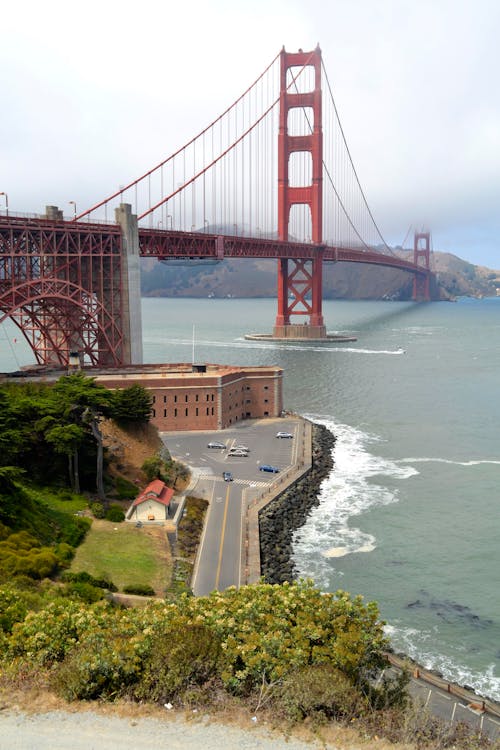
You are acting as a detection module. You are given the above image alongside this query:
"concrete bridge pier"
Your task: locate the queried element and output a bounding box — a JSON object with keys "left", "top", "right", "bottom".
{"left": 115, "top": 203, "right": 143, "bottom": 364}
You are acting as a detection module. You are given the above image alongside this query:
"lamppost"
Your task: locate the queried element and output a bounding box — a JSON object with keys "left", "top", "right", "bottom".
{"left": 167, "top": 214, "right": 173, "bottom": 230}
{"left": 0, "top": 192, "right": 8, "bottom": 216}
{"left": 69, "top": 200, "right": 77, "bottom": 220}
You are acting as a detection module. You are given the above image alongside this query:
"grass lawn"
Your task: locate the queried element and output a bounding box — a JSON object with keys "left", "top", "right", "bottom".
{"left": 70, "top": 520, "right": 172, "bottom": 595}
{"left": 33, "top": 488, "right": 89, "bottom": 514}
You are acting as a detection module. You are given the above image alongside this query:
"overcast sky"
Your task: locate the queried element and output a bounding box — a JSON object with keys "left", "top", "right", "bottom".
{"left": 1, "top": 0, "right": 499, "bottom": 267}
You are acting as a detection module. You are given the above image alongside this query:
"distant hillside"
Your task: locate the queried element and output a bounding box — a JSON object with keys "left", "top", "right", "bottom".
{"left": 140, "top": 251, "right": 500, "bottom": 301}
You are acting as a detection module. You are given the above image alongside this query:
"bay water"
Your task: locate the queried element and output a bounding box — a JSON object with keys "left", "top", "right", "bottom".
{"left": 1, "top": 296, "right": 499, "bottom": 700}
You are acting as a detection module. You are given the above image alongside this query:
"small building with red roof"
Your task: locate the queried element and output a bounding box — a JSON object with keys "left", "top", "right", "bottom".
{"left": 126, "top": 479, "right": 174, "bottom": 523}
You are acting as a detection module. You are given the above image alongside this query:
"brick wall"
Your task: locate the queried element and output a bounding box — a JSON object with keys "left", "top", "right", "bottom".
{"left": 93, "top": 363, "right": 283, "bottom": 432}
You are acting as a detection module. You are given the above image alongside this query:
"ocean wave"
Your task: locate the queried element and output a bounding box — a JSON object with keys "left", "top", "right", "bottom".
{"left": 292, "top": 416, "right": 418, "bottom": 587}
{"left": 398, "top": 457, "right": 500, "bottom": 467}
{"left": 385, "top": 624, "right": 500, "bottom": 702}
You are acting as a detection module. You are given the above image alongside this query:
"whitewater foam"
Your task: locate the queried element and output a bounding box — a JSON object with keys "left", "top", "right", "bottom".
{"left": 399, "top": 457, "right": 500, "bottom": 466}
{"left": 292, "top": 416, "right": 418, "bottom": 586}
{"left": 385, "top": 624, "right": 500, "bottom": 702}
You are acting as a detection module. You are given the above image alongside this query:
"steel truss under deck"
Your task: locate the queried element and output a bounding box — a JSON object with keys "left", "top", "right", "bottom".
{"left": 0, "top": 217, "right": 125, "bottom": 366}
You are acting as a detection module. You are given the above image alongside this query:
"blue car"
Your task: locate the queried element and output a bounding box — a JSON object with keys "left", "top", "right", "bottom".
{"left": 222, "top": 471, "right": 233, "bottom": 482}
{"left": 259, "top": 464, "right": 279, "bottom": 473}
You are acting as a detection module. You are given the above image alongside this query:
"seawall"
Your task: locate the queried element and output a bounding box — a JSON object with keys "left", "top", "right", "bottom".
{"left": 258, "top": 422, "right": 335, "bottom": 584}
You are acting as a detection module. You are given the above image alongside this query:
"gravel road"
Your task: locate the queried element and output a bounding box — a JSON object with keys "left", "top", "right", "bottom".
{"left": 0, "top": 708, "right": 332, "bottom": 750}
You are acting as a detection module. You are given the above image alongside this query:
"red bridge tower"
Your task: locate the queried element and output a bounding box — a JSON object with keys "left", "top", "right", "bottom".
{"left": 273, "top": 46, "right": 327, "bottom": 339}
{"left": 413, "top": 231, "right": 431, "bottom": 301}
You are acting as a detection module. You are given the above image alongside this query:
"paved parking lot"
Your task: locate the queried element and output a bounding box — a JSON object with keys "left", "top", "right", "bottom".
{"left": 162, "top": 417, "right": 301, "bottom": 488}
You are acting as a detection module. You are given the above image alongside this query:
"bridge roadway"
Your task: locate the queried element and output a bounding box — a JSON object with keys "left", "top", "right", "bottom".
{"left": 138, "top": 227, "right": 428, "bottom": 278}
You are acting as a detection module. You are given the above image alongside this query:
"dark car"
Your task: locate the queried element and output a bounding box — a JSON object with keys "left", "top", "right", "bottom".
{"left": 222, "top": 471, "right": 233, "bottom": 482}
{"left": 259, "top": 464, "right": 280, "bottom": 473}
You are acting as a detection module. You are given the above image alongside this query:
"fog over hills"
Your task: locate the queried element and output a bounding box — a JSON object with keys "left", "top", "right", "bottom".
{"left": 141, "top": 250, "right": 500, "bottom": 301}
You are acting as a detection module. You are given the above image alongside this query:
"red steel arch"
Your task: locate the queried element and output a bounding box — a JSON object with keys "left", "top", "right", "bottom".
{"left": 0, "top": 217, "right": 126, "bottom": 366}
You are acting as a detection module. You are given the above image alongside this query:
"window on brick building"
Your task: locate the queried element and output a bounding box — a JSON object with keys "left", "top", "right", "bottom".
{"left": 206, "top": 407, "right": 209, "bottom": 415}
{"left": 174, "top": 408, "right": 177, "bottom": 417}
{"left": 174, "top": 395, "right": 178, "bottom": 403}
{"left": 206, "top": 394, "right": 209, "bottom": 401}
{"left": 163, "top": 395, "right": 167, "bottom": 403}
{"left": 163, "top": 409, "right": 167, "bottom": 417}
{"left": 185, "top": 408, "right": 188, "bottom": 416}
{"left": 264, "top": 386, "right": 269, "bottom": 390}
{"left": 185, "top": 395, "right": 188, "bottom": 402}
{"left": 152, "top": 408, "right": 156, "bottom": 417}
{"left": 196, "top": 407, "right": 199, "bottom": 416}
{"left": 196, "top": 394, "right": 199, "bottom": 402}
{"left": 152, "top": 395, "right": 156, "bottom": 403}
{"left": 264, "top": 399, "right": 268, "bottom": 403}
{"left": 211, "top": 407, "right": 214, "bottom": 415}
{"left": 264, "top": 411, "right": 269, "bottom": 416}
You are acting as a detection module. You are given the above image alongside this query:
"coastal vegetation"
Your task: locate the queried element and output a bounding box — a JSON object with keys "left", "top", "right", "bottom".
{"left": 0, "top": 374, "right": 497, "bottom": 748}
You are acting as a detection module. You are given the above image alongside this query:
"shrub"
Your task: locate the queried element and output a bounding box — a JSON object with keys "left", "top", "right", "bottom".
{"left": 122, "top": 584, "right": 155, "bottom": 596}
{"left": 0, "top": 587, "right": 29, "bottom": 633}
{"left": 61, "top": 570, "right": 117, "bottom": 592}
{"left": 56, "top": 489, "right": 74, "bottom": 502}
{"left": 63, "top": 581, "right": 104, "bottom": 604}
{"left": 114, "top": 476, "right": 138, "bottom": 500}
{"left": 90, "top": 502, "right": 105, "bottom": 518}
{"left": 275, "top": 664, "right": 367, "bottom": 722}
{"left": 54, "top": 542, "right": 74, "bottom": 566}
{"left": 141, "top": 456, "right": 164, "bottom": 482}
{"left": 105, "top": 505, "right": 125, "bottom": 522}
{"left": 50, "top": 633, "right": 141, "bottom": 700}
{"left": 56, "top": 515, "right": 91, "bottom": 547}
{"left": 135, "top": 621, "right": 222, "bottom": 703}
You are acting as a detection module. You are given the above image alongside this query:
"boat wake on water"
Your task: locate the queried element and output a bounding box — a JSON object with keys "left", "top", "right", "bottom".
{"left": 146, "top": 336, "right": 406, "bottom": 356}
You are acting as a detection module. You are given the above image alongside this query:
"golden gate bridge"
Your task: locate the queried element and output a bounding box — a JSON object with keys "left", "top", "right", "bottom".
{"left": 0, "top": 46, "right": 432, "bottom": 368}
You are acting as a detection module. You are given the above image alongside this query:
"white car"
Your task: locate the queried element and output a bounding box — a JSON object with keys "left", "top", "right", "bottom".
{"left": 276, "top": 431, "right": 293, "bottom": 439}
{"left": 227, "top": 449, "right": 248, "bottom": 457}
{"left": 233, "top": 445, "right": 250, "bottom": 452}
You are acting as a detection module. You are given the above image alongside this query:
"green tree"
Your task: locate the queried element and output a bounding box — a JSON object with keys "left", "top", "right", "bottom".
{"left": 50, "top": 374, "right": 113, "bottom": 501}
{"left": 112, "top": 384, "right": 153, "bottom": 423}
{"left": 141, "top": 455, "right": 165, "bottom": 482}
{"left": 45, "top": 423, "right": 86, "bottom": 494}
{"left": 0, "top": 467, "right": 26, "bottom": 526}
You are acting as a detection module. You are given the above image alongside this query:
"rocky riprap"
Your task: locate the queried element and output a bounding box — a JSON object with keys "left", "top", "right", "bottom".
{"left": 259, "top": 422, "right": 335, "bottom": 584}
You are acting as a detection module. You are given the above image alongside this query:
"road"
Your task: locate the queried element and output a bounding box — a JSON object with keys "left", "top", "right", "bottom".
{"left": 386, "top": 656, "right": 500, "bottom": 741}
{"left": 161, "top": 418, "right": 300, "bottom": 595}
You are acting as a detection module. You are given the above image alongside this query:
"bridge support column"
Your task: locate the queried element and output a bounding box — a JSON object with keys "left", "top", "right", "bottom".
{"left": 115, "top": 203, "right": 143, "bottom": 364}
{"left": 271, "top": 45, "right": 327, "bottom": 340}
{"left": 413, "top": 231, "right": 431, "bottom": 302}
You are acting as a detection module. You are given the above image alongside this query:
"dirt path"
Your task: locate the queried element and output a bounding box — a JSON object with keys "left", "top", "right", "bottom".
{"left": 0, "top": 708, "right": 332, "bottom": 750}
